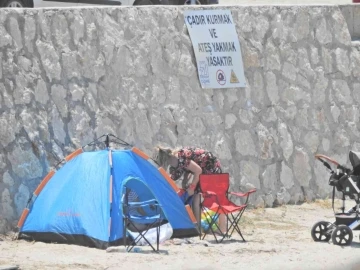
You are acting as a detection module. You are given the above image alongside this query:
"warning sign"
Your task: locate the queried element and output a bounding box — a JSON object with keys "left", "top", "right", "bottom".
{"left": 230, "top": 70, "right": 239, "bottom": 83}
{"left": 184, "top": 9, "right": 246, "bottom": 89}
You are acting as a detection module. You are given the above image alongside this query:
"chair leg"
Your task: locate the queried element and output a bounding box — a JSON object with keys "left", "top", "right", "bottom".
{"left": 198, "top": 209, "right": 202, "bottom": 240}
{"left": 201, "top": 208, "right": 226, "bottom": 243}
{"left": 156, "top": 223, "right": 160, "bottom": 252}
{"left": 200, "top": 206, "right": 212, "bottom": 240}
{"left": 227, "top": 208, "right": 247, "bottom": 241}
{"left": 232, "top": 221, "right": 245, "bottom": 241}
{"left": 123, "top": 217, "right": 127, "bottom": 247}
{"left": 191, "top": 193, "right": 202, "bottom": 239}
{"left": 126, "top": 219, "right": 159, "bottom": 252}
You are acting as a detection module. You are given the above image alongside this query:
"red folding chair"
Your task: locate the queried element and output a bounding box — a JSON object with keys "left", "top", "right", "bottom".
{"left": 199, "top": 173, "right": 256, "bottom": 243}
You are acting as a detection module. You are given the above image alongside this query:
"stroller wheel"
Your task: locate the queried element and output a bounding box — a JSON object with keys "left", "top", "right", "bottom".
{"left": 331, "top": 225, "right": 353, "bottom": 246}
{"left": 311, "top": 221, "right": 332, "bottom": 242}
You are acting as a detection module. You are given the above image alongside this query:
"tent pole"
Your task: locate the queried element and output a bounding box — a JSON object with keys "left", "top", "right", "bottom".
{"left": 105, "top": 134, "right": 110, "bottom": 148}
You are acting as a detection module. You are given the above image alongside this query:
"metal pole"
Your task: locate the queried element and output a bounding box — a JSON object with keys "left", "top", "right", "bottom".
{"left": 105, "top": 134, "right": 110, "bottom": 148}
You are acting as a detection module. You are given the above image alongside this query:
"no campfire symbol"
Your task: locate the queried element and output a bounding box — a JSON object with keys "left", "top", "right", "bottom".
{"left": 216, "top": 70, "right": 226, "bottom": 85}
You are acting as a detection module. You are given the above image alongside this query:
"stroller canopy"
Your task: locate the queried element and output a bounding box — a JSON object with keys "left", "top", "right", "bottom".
{"left": 349, "top": 151, "right": 360, "bottom": 172}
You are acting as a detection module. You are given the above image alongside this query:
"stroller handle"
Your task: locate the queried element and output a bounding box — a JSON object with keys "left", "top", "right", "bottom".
{"left": 315, "top": 154, "right": 339, "bottom": 166}
{"left": 315, "top": 154, "right": 351, "bottom": 174}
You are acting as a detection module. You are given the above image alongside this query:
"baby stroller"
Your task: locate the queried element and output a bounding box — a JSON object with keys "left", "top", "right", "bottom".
{"left": 311, "top": 151, "right": 360, "bottom": 246}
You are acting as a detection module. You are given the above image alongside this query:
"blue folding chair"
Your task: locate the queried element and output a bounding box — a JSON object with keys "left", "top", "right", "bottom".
{"left": 122, "top": 187, "right": 164, "bottom": 252}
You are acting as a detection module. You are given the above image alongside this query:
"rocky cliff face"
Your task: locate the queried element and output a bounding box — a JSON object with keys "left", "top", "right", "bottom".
{"left": 0, "top": 5, "right": 358, "bottom": 233}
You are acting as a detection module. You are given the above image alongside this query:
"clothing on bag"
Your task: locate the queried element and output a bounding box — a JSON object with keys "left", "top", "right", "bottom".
{"left": 169, "top": 147, "right": 222, "bottom": 181}
{"left": 178, "top": 189, "right": 194, "bottom": 205}
{"left": 127, "top": 190, "right": 143, "bottom": 216}
{"left": 126, "top": 190, "right": 149, "bottom": 232}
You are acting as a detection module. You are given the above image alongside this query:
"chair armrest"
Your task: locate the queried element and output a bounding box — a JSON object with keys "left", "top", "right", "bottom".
{"left": 200, "top": 190, "right": 222, "bottom": 206}
{"left": 229, "top": 189, "right": 256, "bottom": 205}
{"left": 203, "top": 191, "right": 217, "bottom": 196}
{"left": 127, "top": 199, "right": 158, "bottom": 207}
{"left": 229, "top": 189, "right": 256, "bottom": 197}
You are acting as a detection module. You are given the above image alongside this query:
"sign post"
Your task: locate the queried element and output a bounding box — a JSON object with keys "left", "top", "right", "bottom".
{"left": 184, "top": 10, "right": 246, "bottom": 89}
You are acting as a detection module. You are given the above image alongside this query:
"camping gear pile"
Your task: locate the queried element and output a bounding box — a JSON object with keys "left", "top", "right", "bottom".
{"left": 311, "top": 151, "right": 360, "bottom": 246}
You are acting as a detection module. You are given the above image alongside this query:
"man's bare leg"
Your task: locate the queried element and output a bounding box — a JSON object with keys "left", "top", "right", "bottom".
{"left": 192, "top": 193, "right": 201, "bottom": 226}
{"left": 219, "top": 214, "right": 227, "bottom": 234}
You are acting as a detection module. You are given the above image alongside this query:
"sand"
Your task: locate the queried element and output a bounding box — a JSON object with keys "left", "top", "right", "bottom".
{"left": 1, "top": 199, "right": 360, "bottom": 270}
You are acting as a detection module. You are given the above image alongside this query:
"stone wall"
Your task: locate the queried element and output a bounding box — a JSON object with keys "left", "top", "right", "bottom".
{"left": 0, "top": 5, "right": 359, "bottom": 233}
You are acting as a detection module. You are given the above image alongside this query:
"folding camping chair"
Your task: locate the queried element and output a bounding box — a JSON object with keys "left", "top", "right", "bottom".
{"left": 199, "top": 173, "right": 256, "bottom": 243}
{"left": 122, "top": 187, "right": 164, "bottom": 252}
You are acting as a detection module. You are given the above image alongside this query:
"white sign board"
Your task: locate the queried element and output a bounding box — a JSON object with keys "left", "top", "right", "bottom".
{"left": 184, "top": 10, "right": 246, "bottom": 89}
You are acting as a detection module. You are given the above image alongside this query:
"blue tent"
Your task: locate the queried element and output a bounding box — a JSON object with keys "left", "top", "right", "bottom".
{"left": 17, "top": 147, "right": 199, "bottom": 249}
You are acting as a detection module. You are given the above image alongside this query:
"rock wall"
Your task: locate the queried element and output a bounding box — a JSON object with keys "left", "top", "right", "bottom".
{"left": 0, "top": 5, "right": 359, "bottom": 233}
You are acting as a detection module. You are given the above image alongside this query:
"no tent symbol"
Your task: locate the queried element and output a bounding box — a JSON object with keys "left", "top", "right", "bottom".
{"left": 216, "top": 70, "right": 226, "bottom": 85}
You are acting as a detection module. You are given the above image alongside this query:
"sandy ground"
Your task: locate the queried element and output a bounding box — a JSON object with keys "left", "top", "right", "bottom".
{"left": 1, "top": 199, "right": 360, "bottom": 270}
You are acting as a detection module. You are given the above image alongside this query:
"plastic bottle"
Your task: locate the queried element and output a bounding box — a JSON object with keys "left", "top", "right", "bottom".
{"left": 132, "top": 247, "right": 142, "bottom": 253}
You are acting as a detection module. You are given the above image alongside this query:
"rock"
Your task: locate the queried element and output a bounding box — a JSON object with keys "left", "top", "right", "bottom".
{"left": 265, "top": 72, "right": 279, "bottom": 104}
{"left": 265, "top": 41, "right": 281, "bottom": 71}
{"left": 68, "top": 105, "right": 93, "bottom": 145}
{"left": 51, "top": 84, "right": 68, "bottom": 118}
{"left": 106, "top": 246, "right": 126, "bottom": 253}
{"left": 0, "top": 265, "right": 19, "bottom": 270}
{"left": 50, "top": 106, "right": 66, "bottom": 145}
{"left": 322, "top": 47, "right": 333, "bottom": 73}
{"left": 280, "top": 162, "right": 295, "bottom": 189}
{"left": 214, "top": 137, "right": 232, "bottom": 161}
{"left": 312, "top": 67, "right": 328, "bottom": 105}
{"left": 264, "top": 193, "right": 274, "bottom": 207}
{"left": 14, "top": 184, "right": 30, "bottom": 217}
{"left": 335, "top": 48, "right": 350, "bottom": 77}
{"left": 8, "top": 17, "right": 22, "bottom": 50}
{"left": 295, "top": 10, "right": 310, "bottom": 40}
{"left": 278, "top": 122, "right": 293, "bottom": 161}
{"left": 24, "top": 16, "right": 36, "bottom": 53}
{"left": 252, "top": 70, "right": 265, "bottom": 104}
{"left": 304, "top": 131, "right": 320, "bottom": 154}
{"left": 36, "top": 40, "right": 61, "bottom": 81}
{"left": 315, "top": 18, "right": 332, "bottom": 45}
{"left": 256, "top": 123, "right": 274, "bottom": 160}
{"left": 0, "top": 112, "right": 17, "bottom": 147}
{"left": 332, "top": 80, "right": 352, "bottom": 105}
{"left": 240, "top": 161, "right": 260, "bottom": 189}
{"left": 293, "top": 147, "right": 311, "bottom": 187}
{"left": 7, "top": 145, "right": 43, "bottom": 179}
{"left": 225, "top": 114, "right": 237, "bottom": 130}
{"left": 35, "top": 79, "right": 49, "bottom": 105}
{"left": 262, "top": 163, "right": 277, "bottom": 191}
{"left": 276, "top": 187, "right": 291, "bottom": 205}
{"left": 282, "top": 62, "right": 297, "bottom": 81}
{"left": 2, "top": 171, "right": 14, "bottom": 186}
{"left": 234, "top": 130, "right": 256, "bottom": 157}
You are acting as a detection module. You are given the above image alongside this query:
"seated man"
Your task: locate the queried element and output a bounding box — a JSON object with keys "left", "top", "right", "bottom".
{"left": 154, "top": 146, "right": 226, "bottom": 235}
